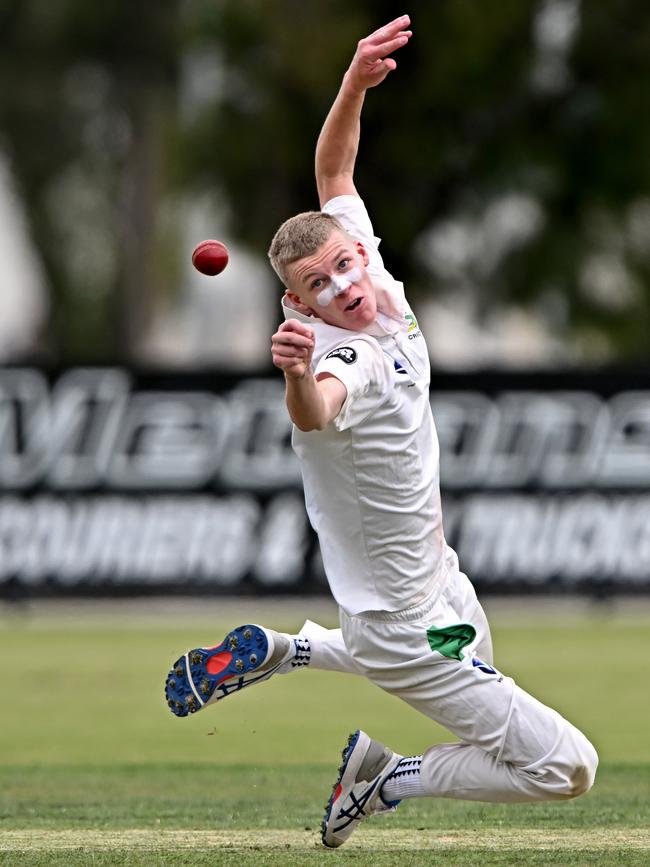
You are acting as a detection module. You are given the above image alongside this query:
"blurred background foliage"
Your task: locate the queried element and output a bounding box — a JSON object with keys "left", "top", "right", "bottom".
{"left": 0, "top": 0, "right": 648, "bottom": 363}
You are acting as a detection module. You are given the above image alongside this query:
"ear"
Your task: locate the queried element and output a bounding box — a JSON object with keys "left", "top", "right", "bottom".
{"left": 285, "top": 291, "right": 314, "bottom": 316}
{"left": 355, "top": 241, "right": 370, "bottom": 267}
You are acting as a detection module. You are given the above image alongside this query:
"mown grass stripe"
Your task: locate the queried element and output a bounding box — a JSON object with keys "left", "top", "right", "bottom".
{"left": 2, "top": 828, "right": 649, "bottom": 852}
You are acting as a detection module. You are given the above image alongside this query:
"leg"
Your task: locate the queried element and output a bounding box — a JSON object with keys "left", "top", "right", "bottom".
{"left": 165, "top": 615, "right": 363, "bottom": 717}
{"left": 341, "top": 570, "right": 598, "bottom": 803}
{"left": 300, "top": 619, "right": 365, "bottom": 675}
{"left": 406, "top": 673, "right": 598, "bottom": 802}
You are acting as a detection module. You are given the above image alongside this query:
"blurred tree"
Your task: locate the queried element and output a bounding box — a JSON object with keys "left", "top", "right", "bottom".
{"left": 0, "top": 0, "right": 181, "bottom": 361}
{"left": 0, "top": 0, "right": 648, "bottom": 362}
{"left": 179, "top": 0, "right": 650, "bottom": 362}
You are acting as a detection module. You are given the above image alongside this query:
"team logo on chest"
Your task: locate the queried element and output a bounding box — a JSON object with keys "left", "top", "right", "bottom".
{"left": 326, "top": 347, "right": 357, "bottom": 364}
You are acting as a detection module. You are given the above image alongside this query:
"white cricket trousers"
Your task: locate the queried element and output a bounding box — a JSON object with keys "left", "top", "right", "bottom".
{"left": 297, "top": 552, "right": 598, "bottom": 803}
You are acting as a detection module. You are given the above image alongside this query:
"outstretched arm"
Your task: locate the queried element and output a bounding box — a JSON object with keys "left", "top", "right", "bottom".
{"left": 271, "top": 319, "right": 347, "bottom": 431}
{"left": 315, "top": 15, "right": 412, "bottom": 208}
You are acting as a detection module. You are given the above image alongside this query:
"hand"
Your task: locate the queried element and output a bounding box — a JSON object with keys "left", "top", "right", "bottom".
{"left": 345, "top": 15, "right": 412, "bottom": 94}
{"left": 271, "top": 319, "right": 315, "bottom": 380}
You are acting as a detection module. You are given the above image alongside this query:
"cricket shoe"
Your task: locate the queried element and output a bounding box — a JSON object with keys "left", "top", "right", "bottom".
{"left": 165, "top": 624, "right": 308, "bottom": 717}
{"left": 321, "top": 729, "right": 402, "bottom": 848}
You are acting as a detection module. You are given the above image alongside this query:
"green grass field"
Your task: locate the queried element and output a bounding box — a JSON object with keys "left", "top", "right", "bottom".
{"left": 1, "top": 597, "right": 649, "bottom": 865}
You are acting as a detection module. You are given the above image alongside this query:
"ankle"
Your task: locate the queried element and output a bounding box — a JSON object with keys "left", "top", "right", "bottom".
{"left": 380, "top": 755, "right": 426, "bottom": 802}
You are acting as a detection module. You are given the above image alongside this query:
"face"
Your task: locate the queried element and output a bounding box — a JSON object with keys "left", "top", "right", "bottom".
{"left": 285, "top": 230, "right": 378, "bottom": 330}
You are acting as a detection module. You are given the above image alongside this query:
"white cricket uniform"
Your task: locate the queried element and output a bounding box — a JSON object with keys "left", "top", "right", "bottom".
{"left": 285, "top": 195, "right": 598, "bottom": 802}
{"left": 288, "top": 196, "right": 443, "bottom": 617}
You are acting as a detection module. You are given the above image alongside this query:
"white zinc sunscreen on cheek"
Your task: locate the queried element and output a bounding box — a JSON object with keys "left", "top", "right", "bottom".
{"left": 315, "top": 267, "right": 363, "bottom": 306}
{"left": 315, "top": 284, "right": 337, "bottom": 306}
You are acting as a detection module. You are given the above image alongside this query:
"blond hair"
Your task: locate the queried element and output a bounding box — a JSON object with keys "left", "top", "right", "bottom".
{"left": 268, "top": 211, "right": 350, "bottom": 286}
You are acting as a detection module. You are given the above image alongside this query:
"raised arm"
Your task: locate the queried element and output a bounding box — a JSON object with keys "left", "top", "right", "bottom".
{"left": 315, "top": 15, "right": 412, "bottom": 208}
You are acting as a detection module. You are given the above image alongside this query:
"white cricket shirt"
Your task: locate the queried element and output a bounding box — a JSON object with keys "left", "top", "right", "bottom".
{"left": 284, "top": 195, "right": 446, "bottom": 615}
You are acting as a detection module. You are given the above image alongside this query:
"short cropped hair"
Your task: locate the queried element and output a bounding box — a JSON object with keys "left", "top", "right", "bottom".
{"left": 268, "top": 211, "right": 351, "bottom": 287}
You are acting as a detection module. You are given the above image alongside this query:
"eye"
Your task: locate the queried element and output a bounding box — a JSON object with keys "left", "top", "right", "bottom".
{"left": 337, "top": 258, "right": 351, "bottom": 271}
{"left": 311, "top": 277, "right": 324, "bottom": 290}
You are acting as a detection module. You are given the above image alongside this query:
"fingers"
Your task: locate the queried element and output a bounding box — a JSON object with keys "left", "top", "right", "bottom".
{"left": 280, "top": 318, "right": 314, "bottom": 336}
{"left": 369, "top": 33, "right": 411, "bottom": 58}
{"left": 366, "top": 16, "right": 412, "bottom": 56}
{"left": 276, "top": 319, "right": 314, "bottom": 346}
{"left": 369, "top": 14, "right": 411, "bottom": 42}
{"left": 271, "top": 320, "right": 314, "bottom": 372}
{"left": 351, "top": 16, "right": 412, "bottom": 82}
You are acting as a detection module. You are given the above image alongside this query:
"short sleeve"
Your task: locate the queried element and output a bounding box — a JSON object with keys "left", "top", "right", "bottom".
{"left": 314, "top": 337, "right": 391, "bottom": 431}
{"left": 322, "top": 195, "right": 386, "bottom": 277}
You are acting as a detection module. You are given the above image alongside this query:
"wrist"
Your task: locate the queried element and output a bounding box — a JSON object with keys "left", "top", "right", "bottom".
{"left": 285, "top": 366, "right": 312, "bottom": 384}
{"left": 341, "top": 71, "right": 368, "bottom": 100}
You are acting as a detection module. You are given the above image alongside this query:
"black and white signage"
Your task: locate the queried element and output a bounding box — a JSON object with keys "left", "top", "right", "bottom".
{"left": 0, "top": 367, "right": 648, "bottom": 595}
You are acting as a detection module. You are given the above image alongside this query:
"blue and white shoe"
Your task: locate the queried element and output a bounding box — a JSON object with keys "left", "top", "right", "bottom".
{"left": 321, "top": 729, "right": 402, "bottom": 848}
{"left": 165, "top": 624, "right": 308, "bottom": 717}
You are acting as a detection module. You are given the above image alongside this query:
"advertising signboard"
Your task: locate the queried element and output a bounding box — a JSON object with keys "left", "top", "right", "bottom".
{"left": 1, "top": 367, "right": 648, "bottom": 596}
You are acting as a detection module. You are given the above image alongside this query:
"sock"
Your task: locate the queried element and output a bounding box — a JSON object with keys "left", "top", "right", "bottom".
{"left": 290, "top": 634, "right": 311, "bottom": 668}
{"left": 380, "top": 755, "right": 427, "bottom": 801}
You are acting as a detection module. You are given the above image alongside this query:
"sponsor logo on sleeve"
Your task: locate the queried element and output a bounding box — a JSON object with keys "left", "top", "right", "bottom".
{"left": 405, "top": 313, "right": 418, "bottom": 332}
{"left": 326, "top": 347, "right": 357, "bottom": 365}
{"left": 405, "top": 313, "right": 422, "bottom": 340}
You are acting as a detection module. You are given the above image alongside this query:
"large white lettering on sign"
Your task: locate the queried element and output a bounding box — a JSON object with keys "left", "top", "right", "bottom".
{"left": 1, "top": 368, "right": 648, "bottom": 591}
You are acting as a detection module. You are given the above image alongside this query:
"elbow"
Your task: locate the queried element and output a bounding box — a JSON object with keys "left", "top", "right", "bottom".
{"left": 293, "top": 415, "right": 327, "bottom": 432}
{"left": 316, "top": 171, "right": 355, "bottom": 205}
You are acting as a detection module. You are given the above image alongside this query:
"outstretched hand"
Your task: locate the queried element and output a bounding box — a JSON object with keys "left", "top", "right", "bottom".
{"left": 345, "top": 14, "right": 412, "bottom": 94}
{"left": 271, "top": 319, "right": 315, "bottom": 380}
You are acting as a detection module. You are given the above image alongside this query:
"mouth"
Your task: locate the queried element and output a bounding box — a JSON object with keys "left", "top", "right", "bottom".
{"left": 345, "top": 297, "right": 363, "bottom": 312}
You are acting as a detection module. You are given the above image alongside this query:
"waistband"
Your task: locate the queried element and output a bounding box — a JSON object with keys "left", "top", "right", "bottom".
{"left": 344, "top": 549, "right": 457, "bottom": 624}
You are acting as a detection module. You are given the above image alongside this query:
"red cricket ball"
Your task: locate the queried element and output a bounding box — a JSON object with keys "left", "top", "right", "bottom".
{"left": 191, "top": 239, "right": 229, "bottom": 276}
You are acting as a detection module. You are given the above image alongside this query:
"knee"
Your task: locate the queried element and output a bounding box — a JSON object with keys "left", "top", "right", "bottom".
{"left": 564, "top": 738, "right": 599, "bottom": 799}
{"left": 527, "top": 732, "right": 599, "bottom": 800}
{"left": 549, "top": 735, "right": 598, "bottom": 799}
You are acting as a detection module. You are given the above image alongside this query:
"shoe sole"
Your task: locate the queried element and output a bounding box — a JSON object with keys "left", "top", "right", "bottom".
{"left": 165, "top": 624, "right": 270, "bottom": 717}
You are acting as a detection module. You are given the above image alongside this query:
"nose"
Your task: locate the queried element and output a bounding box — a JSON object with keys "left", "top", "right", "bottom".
{"left": 330, "top": 274, "right": 352, "bottom": 295}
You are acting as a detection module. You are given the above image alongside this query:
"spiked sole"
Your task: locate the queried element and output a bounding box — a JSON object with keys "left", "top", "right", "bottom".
{"left": 164, "top": 624, "right": 271, "bottom": 717}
